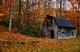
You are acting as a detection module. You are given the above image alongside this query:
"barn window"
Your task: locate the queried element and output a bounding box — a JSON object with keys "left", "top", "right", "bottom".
{"left": 62, "top": 32, "right": 64, "bottom": 34}
{"left": 71, "top": 32, "right": 74, "bottom": 36}
{"left": 61, "top": 29, "right": 65, "bottom": 35}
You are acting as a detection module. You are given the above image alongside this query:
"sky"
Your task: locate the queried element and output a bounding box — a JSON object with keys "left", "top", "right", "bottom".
{"left": 22, "top": 0, "right": 72, "bottom": 11}
{"left": 53, "top": 0, "right": 72, "bottom": 10}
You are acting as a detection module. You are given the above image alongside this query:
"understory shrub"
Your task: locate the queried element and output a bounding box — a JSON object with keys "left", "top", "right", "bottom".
{"left": 20, "top": 25, "right": 42, "bottom": 37}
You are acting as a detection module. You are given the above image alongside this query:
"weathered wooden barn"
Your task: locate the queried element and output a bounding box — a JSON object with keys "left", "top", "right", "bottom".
{"left": 42, "top": 15, "right": 76, "bottom": 39}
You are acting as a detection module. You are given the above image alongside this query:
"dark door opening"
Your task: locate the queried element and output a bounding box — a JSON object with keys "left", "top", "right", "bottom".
{"left": 50, "top": 30, "right": 54, "bottom": 38}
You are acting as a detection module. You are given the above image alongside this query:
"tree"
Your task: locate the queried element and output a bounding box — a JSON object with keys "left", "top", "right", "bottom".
{"left": 56, "top": 0, "right": 63, "bottom": 17}
{"left": 77, "top": 0, "right": 80, "bottom": 34}
{"left": 69, "top": 0, "right": 80, "bottom": 34}
{"left": 0, "top": 0, "right": 2, "bottom": 5}
{"left": 18, "top": 0, "right": 22, "bottom": 30}
{"left": 9, "top": 0, "right": 13, "bottom": 32}
{"left": 60, "top": 0, "right": 62, "bottom": 17}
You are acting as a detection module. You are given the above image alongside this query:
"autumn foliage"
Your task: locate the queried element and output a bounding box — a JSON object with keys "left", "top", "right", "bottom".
{"left": 0, "top": 25, "right": 80, "bottom": 52}
{"left": 0, "top": 0, "right": 80, "bottom": 52}
{"left": 0, "top": 0, "right": 79, "bottom": 35}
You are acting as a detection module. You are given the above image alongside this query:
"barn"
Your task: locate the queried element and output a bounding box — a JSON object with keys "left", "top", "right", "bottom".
{"left": 42, "top": 15, "right": 76, "bottom": 39}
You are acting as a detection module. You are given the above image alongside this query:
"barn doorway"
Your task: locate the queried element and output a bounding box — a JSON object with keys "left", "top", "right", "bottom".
{"left": 50, "top": 30, "right": 54, "bottom": 38}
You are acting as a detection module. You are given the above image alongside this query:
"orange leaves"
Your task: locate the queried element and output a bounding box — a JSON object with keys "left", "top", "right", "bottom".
{"left": 0, "top": 13, "right": 5, "bottom": 17}
{"left": 1, "top": 0, "right": 18, "bottom": 14}
{"left": 0, "top": 25, "right": 80, "bottom": 52}
{"left": 3, "top": 0, "right": 18, "bottom": 6}
{"left": 79, "top": 19, "right": 80, "bottom": 22}
{"left": 0, "top": 30, "right": 80, "bottom": 52}
{"left": 64, "top": 10, "right": 79, "bottom": 31}
{"left": 28, "top": 9, "right": 34, "bottom": 13}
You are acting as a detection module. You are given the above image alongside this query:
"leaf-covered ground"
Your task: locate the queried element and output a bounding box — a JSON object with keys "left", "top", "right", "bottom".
{"left": 0, "top": 25, "right": 80, "bottom": 52}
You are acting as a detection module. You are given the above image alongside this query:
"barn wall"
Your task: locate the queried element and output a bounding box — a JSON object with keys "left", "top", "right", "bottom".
{"left": 57, "top": 28, "right": 76, "bottom": 39}
{"left": 54, "top": 24, "right": 58, "bottom": 38}
{"left": 43, "top": 18, "right": 56, "bottom": 38}
{"left": 42, "top": 27, "right": 48, "bottom": 37}
{"left": 43, "top": 18, "right": 76, "bottom": 39}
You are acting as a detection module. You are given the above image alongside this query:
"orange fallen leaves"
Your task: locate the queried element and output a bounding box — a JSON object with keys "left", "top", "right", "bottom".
{"left": 0, "top": 25, "right": 80, "bottom": 52}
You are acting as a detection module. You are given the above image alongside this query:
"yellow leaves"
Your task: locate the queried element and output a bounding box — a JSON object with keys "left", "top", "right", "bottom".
{"left": 0, "top": 13, "right": 5, "bottom": 17}
{"left": 0, "top": 19, "right": 2, "bottom": 21}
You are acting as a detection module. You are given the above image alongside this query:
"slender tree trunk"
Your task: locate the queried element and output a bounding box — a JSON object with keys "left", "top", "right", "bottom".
{"left": 9, "top": 0, "right": 13, "bottom": 32}
{"left": 18, "top": 0, "right": 22, "bottom": 30}
{"left": 44, "top": 0, "right": 47, "bottom": 15}
{"left": 0, "top": 0, "right": 2, "bottom": 5}
{"left": 56, "top": 0, "right": 58, "bottom": 17}
{"left": 60, "top": 0, "right": 62, "bottom": 18}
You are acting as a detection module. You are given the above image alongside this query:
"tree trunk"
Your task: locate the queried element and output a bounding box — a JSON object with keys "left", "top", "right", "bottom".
{"left": 9, "top": 0, "right": 13, "bottom": 32}
{"left": 60, "top": 0, "right": 62, "bottom": 18}
{"left": 44, "top": 0, "right": 47, "bottom": 15}
{"left": 56, "top": 0, "right": 58, "bottom": 17}
{"left": 0, "top": 0, "right": 2, "bottom": 5}
{"left": 18, "top": 0, "right": 22, "bottom": 30}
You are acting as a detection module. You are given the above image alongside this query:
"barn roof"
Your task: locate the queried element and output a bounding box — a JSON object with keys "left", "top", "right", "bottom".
{"left": 46, "top": 15, "right": 76, "bottom": 28}
{"left": 54, "top": 18, "right": 76, "bottom": 28}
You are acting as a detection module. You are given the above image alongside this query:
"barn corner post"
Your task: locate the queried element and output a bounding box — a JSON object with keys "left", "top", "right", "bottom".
{"left": 9, "top": 0, "right": 13, "bottom": 32}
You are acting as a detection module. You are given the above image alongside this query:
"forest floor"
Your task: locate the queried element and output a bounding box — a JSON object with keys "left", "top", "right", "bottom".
{"left": 0, "top": 25, "right": 80, "bottom": 52}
